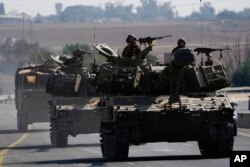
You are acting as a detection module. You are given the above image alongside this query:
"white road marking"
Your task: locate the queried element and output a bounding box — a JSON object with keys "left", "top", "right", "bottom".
{"left": 182, "top": 143, "right": 194, "bottom": 147}
{"left": 238, "top": 132, "right": 250, "bottom": 138}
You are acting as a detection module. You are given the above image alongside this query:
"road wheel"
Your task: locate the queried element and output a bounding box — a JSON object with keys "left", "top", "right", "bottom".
{"left": 17, "top": 110, "right": 29, "bottom": 132}
{"left": 50, "top": 118, "right": 69, "bottom": 147}
{"left": 198, "top": 123, "right": 234, "bottom": 158}
{"left": 100, "top": 123, "right": 129, "bottom": 160}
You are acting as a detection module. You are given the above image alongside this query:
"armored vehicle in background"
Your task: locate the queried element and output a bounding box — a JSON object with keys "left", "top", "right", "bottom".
{"left": 15, "top": 61, "right": 59, "bottom": 132}
{"left": 46, "top": 50, "right": 100, "bottom": 147}
{"left": 94, "top": 41, "right": 235, "bottom": 160}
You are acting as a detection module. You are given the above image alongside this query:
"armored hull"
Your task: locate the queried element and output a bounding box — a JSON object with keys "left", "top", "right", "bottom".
{"left": 49, "top": 97, "right": 100, "bottom": 147}
{"left": 46, "top": 65, "right": 99, "bottom": 147}
{"left": 100, "top": 95, "right": 234, "bottom": 159}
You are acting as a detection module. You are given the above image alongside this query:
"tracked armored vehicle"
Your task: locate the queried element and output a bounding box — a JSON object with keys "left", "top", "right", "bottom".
{"left": 46, "top": 50, "right": 100, "bottom": 147}
{"left": 15, "top": 62, "right": 59, "bottom": 132}
{"left": 94, "top": 41, "right": 235, "bottom": 160}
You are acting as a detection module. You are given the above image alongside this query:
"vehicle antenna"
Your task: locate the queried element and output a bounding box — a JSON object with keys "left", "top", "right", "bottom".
{"left": 200, "top": 0, "right": 203, "bottom": 47}
{"left": 93, "top": 27, "right": 96, "bottom": 64}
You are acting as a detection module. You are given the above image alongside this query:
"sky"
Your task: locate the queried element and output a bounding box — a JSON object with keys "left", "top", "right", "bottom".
{"left": 1, "top": 0, "right": 250, "bottom": 17}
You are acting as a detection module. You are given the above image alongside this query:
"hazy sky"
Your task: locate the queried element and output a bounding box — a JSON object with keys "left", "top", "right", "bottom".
{"left": 1, "top": 0, "right": 250, "bottom": 17}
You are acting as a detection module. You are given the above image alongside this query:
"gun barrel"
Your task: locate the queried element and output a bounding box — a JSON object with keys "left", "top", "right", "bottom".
{"left": 154, "top": 35, "right": 172, "bottom": 40}
{"left": 194, "top": 47, "right": 230, "bottom": 54}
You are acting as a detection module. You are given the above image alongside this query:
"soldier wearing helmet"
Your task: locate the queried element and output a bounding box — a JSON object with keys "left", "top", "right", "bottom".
{"left": 172, "top": 38, "right": 186, "bottom": 54}
{"left": 64, "top": 49, "right": 84, "bottom": 67}
{"left": 122, "top": 34, "right": 141, "bottom": 58}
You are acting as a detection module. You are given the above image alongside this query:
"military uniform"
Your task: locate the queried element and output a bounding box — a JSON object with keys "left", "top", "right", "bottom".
{"left": 172, "top": 38, "right": 186, "bottom": 54}
{"left": 64, "top": 49, "right": 84, "bottom": 68}
{"left": 122, "top": 44, "right": 141, "bottom": 58}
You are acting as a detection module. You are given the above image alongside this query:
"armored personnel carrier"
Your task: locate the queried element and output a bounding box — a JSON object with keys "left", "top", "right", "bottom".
{"left": 15, "top": 61, "right": 59, "bottom": 132}
{"left": 93, "top": 40, "right": 235, "bottom": 160}
{"left": 46, "top": 49, "right": 100, "bottom": 147}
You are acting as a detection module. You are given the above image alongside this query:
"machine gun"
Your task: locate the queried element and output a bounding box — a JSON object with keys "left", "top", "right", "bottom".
{"left": 193, "top": 47, "right": 229, "bottom": 55}
{"left": 193, "top": 47, "right": 230, "bottom": 66}
{"left": 138, "top": 35, "right": 172, "bottom": 47}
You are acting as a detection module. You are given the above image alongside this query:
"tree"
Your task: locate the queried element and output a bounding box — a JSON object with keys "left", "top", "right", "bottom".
{"left": 0, "top": 38, "right": 52, "bottom": 72}
{"left": 137, "top": 0, "right": 158, "bottom": 20}
{"left": 185, "top": 11, "right": 200, "bottom": 20}
{"left": 201, "top": 3, "right": 216, "bottom": 20}
{"left": 224, "top": 33, "right": 250, "bottom": 79}
{"left": 104, "top": 3, "right": 135, "bottom": 21}
{"left": 238, "top": 8, "right": 250, "bottom": 20}
{"left": 157, "top": 2, "right": 175, "bottom": 20}
{"left": 185, "top": 3, "right": 215, "bottom": 21}
{"left": 0, "top": 3, "right": 5, "bottom": 15}
{"left": 217, "top": 10, "right": 239, "bottom": 20}
{"left": 59, "top": 5, "right": 104, "bottom": 22}
{"left": 232, "top": 60, "right": 250, "bottom": 86}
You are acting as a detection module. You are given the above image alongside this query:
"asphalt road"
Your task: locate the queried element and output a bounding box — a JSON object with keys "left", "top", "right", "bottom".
{"left": 1, "top": 103, "right": 250, "bottom": 167}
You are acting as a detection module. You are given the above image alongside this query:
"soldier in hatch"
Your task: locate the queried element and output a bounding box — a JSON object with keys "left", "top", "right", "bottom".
{"left": 64, "top": 49, "right": 84, "bottom": 68}
{"left": 172, "top": 38, "right": 186, "bottom": 54}
{"left": 122, "top": 34, "right": 152, "bottom": 59}
{"left": 171, "top": 38, "right": 196, "bottom": 68}
{"left": 122, "top": 34, "right": 141, "bottom": 58}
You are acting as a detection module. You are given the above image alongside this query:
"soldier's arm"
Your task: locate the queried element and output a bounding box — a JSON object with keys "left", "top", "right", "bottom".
{"left": 138, "top": 45, "right": 152, "bottom": 59}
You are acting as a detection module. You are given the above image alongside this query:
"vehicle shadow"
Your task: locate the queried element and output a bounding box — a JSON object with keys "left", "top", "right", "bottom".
{"left": 0, "top": 129, "right": 49, "bottom": 134}
{"left": 4, "top": 155, "right": 205, "bottom": 166}
{"left": 0, "top": 143, "right": 100, "bottom": 151}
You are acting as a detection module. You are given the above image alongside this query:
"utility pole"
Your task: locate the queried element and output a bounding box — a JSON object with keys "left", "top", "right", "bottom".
{"left": 22, "top": 14, "right": 25, "bottom": 40}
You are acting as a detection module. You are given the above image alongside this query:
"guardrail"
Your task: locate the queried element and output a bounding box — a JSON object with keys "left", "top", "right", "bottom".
{"left": 0, "top": 94, "right": 15, "bottom": 104}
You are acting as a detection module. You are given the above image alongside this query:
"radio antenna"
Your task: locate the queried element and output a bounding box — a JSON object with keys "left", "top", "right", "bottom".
{"left": 93, "top": 27, "right": 96, "bottom": 64}
{"left": 200, "top": 0, "right": 203, "bottom": 47}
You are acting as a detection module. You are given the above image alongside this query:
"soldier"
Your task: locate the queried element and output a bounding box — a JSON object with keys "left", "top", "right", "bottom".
{"left": 170, "top": 38, "right": 196, "bottom": 68}
{"left": 64, "top": 49, "right": 84, "bottom": 67}
{"left": 172, "top": 38, "right": 186, "bottom": 54}
{"left": 122, "top": 34, "right": 141, "bottom": 58}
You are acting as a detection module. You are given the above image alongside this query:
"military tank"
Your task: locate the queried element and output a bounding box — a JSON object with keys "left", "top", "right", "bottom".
{"left": 93, "top": 40, "right": 235, "bottom": 160}
{"left": 46, "top": 49, "right": 100, "bottom": 147}
{"left": 15, "top": 61, "right": 59, "bottom": 132}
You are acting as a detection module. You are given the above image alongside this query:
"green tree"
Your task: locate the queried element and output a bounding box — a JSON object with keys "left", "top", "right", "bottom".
{"left": 238, "top": 8, "right": 250, "bottom": 20}
{"left": 202, "top": 3, "right": 216, "bottom": 20}
{"left": 217, "top": 10, "right": 239, "bottom": 20}
{"left": 232, "top": 61, "right": 250, "bottom": 86}
{"left": 137, "top": 0, "right": 158, "bottom": 20}
{"left": 185, "top": 11, "right": 200, "bottom": 20}
{"left": 157, "top": 2, "right": 175, "bottom": 20}
{"left": 59, "top": 5, "right": 104, "bottom": 22}
{"left": 0, "top": 38, "right": 52, "bottom": 71}
{"left": 0, "top": 3, "right": 5, "bottom": 15}
{"left": 104, "top": 3, "right": 135, "bottom": 21}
